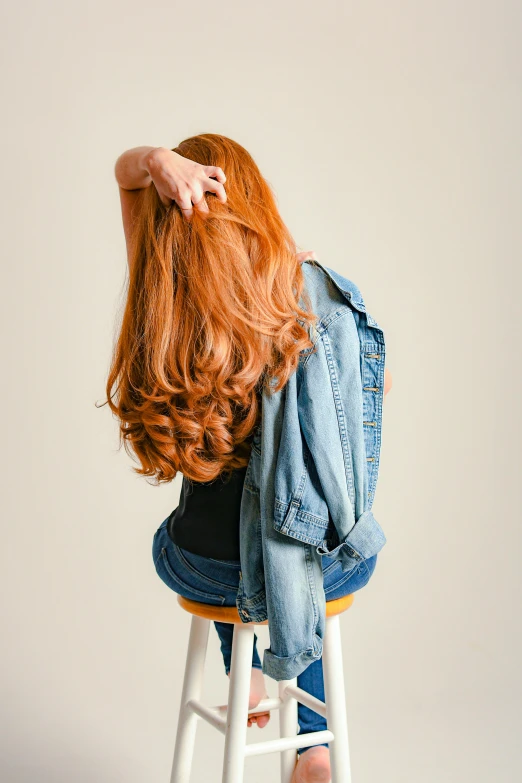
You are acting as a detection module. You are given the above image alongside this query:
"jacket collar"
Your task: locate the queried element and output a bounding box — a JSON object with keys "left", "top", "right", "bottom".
{"left": 302, "top": 258, "right": 367, "bottom": 313}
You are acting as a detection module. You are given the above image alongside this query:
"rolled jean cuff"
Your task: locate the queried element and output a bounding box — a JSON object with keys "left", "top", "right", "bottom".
{"left": 298, "top": 742, "right": 329, "bottom": 755}
{"left": 262, "top": 645, "right": 323, "bottom": 681}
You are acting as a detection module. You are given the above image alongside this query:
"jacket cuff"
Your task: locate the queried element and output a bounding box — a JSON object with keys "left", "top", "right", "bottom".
{"left": 316, "top": 509, "right": 387, "bottom": 573}
{"left": 262, "top": 643, "right": 324, "bottom": 681}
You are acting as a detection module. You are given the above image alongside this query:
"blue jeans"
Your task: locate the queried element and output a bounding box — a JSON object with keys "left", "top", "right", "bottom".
{"left": 152, "top": 516, "right": 377, "bottom": 755}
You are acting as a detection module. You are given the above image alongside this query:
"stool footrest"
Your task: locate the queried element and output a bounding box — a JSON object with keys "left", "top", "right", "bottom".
{"left": 244, "top": 730, "right": 335, "bottom": 758}
{"left": 188, "top": 685, "right": 327, "bottom": 736}
{"left": 283, "top": 685, "right": 327, "bottom": 719}
{"left": 186, "top": 699, "right": 227, "bottom": 734}
{"left": 213, "top": 696, "right": 283, "bottom": 717}
{"left": 187, "top": 696, "right": 286, "bottom": 731}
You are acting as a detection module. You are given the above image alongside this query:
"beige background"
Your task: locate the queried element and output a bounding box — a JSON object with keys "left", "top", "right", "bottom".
{"left": 1, "top": 1, "right": 521, "bottom": 781}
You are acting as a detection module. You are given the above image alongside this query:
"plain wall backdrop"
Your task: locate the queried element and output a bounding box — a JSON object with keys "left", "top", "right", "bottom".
{"left": 1, "top": 1, "right": 521, "bottom": 781}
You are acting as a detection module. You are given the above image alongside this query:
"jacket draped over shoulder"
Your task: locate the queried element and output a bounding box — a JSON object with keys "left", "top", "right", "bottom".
{"left": 236, "top": 259, "right": 387, "bottom": 681}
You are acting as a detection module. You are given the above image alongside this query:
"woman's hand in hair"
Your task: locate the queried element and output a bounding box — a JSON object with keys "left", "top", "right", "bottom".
{"left": 145, "top": 147, "right": 227, "bottom": 219}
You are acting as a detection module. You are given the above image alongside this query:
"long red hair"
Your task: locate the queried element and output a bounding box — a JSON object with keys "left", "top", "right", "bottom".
{"left": 103, "top": 133, "right": 317, "bottom": 484}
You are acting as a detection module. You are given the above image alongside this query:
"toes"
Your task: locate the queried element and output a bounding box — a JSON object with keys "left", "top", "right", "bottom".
{"left": 248, "top": 711, "right": 270, "bottom": 728}
{"left": 255, "top": 713, "right": 270, "bottom": 728}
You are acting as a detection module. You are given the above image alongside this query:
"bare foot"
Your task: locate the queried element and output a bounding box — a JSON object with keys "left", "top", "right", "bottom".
{"left": 227, "top": 667, "right": 271, "bottom": 728}
{"left": 291, "top": 746, "right": 331, "bottom": 783}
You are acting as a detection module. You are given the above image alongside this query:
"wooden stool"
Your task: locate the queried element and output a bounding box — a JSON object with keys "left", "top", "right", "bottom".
{"left": 170, "top": 593, "right": 355, "bottom": 783}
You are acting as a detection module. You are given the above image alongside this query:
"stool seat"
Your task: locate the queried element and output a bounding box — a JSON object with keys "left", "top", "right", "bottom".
{"left": 177, "top": 592, "right": 354, "bottom": 623}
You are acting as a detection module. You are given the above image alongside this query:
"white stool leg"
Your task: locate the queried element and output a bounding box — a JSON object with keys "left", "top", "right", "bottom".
{"left": 222, "top": 623, "right": 256, "bottom": 783}
{"left": 278, "top": 677, "right": 298, "bottom": 783}
{"left": 322, "top": 614, "right": 352, "bottom": 783}
{"left": 170, "top": 615, "right": 210, "bottom": 783}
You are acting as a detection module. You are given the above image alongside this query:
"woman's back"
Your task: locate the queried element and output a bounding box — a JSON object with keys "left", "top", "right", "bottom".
{"left": 167, "top": 465, "right": 248, "bottom": 560}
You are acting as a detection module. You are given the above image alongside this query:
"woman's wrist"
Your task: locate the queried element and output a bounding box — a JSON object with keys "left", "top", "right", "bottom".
{"left": 115, "top": 145, "right": 165, "bottom": 190}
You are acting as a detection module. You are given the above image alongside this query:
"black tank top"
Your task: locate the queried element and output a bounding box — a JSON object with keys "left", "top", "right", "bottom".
{"left": 167, "top": 465, "right": 248, "bottom": 560}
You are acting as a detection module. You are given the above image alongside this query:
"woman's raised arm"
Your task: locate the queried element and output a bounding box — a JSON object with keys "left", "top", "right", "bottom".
{"left": 114, "top": 145, "right": 227, "bottom": 269}
{"left": 114, "top": 145, "right": 157, "bottom": 190}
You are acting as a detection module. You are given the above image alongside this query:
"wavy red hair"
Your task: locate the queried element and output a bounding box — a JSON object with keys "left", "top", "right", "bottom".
{"left": 102, "top": 133, "right": 317, "bottom": 484}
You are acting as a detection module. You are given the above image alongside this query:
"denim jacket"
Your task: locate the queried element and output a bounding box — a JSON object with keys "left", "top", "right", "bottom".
{"left": 235, "top": 259, "right": 387, "bottom": 681}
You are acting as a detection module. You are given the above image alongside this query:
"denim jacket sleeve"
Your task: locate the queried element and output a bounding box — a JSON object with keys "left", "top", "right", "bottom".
{"left": 298, "top": 305, "right": 387, "bottom": 571}
{"left": 236, "top": 262, "right": 387, "bottom": 681}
